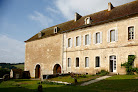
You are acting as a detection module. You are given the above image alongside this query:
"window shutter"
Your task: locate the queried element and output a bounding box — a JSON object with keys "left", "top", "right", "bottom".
{"left": 100, "top": 32, "right": 102, "bottom": 43}
{"left": 93, "top": 33, "right": 96, "bottom": 44}
{"left": 66, "top": 39, "right": 68, "bottom": 48}
{"left": 89, "top": 34, "right": 91, "bottom": 45}
{"left": 115, "top": 29, "right": 118, "bottom": 41}
{"left": 74, "top": 37, "right": 76, "bottom": 47}
{"left": 107, "top": 30, "right": 110, "bottom": 42}
{"left": 71, "top": 38, "right": 73, "bottom": 47}
{"left": 83, "top": 35, "right": 85, "bottom": 45}
{"left": 79, "top": 36, "right": 81, "bottom": 46}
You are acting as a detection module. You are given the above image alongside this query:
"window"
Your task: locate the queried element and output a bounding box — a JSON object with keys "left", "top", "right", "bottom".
{"left": 95, "top": 56, "right": 100, "bottom": 67}
{"left": 68, "top": 58, "right": 71, "bottom": 67}
{"left": 85, "top": 34, "right": 89, "bottom": 45}
{"left": 76, "top": 36, "right": 79, "bottom": 46}
{"left": 85, "top": 57, "right": 89, "bottom": 67}
{"left": 54, "top": 27, "right": 58, "bottom": 33}
{"left": 128, "top": 55, "right": 135, "bottom": 67}
{"left": 68, "top": 38, "right": 71, "bottom": 47}
{"left": 128, "top": 26, "right": 134, "bottom": 40}
{"left": 76, "top": 58, "right": 79, "bottom": 67}
{"left": 96, "top": 32, "right": 100, "bottom": 43}
{"left": 110, "top": 30, "right": 115, "bottom": 42}
{"left": 85, "top": 17, "right": 91, "bottom": 24}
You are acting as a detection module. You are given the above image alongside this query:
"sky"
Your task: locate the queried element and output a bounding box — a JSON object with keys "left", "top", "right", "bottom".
{"left": 0, "top": 0, "right": 136, "bottom": 63}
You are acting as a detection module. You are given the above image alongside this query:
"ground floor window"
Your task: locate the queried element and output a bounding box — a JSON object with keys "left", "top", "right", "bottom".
{"left": 68, "top": 58, "right": 71, "bottom": 67}
{"left": 76, "top": 57, "right": 79, "bottom": 67}
{"left": 85, "top": 57, "right": 89, "bottom": 67}
{"left": 96, "top": 56, "right": 100, "bottom": 67}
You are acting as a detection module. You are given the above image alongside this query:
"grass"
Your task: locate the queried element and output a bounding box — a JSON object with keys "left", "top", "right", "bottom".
{"left": 0, "top": 75, "right": 138, "bottom": 92}
{"left": 12, "top": 64, "right": 24, "bottom": 70}
{"left": 47, "top": 75, "right": 100, "bottom": 84}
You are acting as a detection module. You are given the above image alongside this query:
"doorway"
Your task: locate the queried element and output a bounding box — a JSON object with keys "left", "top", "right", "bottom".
{"left": 110, "top": 56, "right": 116, "bottom": 72}
{"left": 35, "top": 64, "right": 40, "bottom": 78}
{"left": 53, "top": 64, "right": 61, "bottom": 74}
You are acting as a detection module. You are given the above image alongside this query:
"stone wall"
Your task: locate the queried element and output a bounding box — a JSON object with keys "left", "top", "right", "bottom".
{"left": 25, "top": 15, "right": 138, "bottom": 77}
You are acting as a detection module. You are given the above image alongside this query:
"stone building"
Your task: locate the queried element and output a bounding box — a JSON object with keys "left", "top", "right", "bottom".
{"left": 25, "top": 1, "right": 138, "bottom": 78}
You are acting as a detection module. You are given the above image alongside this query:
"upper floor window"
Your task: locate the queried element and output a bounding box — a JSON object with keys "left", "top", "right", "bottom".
{"left": 76, "top": 36, "right": 79, "bottom": 46}
{"left": 68, "top": 38, "right": 72, "bottom": 47}
{"left": 76, "top": 57, "right": 79, "bottom": 67}
{"left": 84, "top": 34, "right": 91, "bottom": 45}
{"left": 85, "top": 17, "right": 91, "bottom": 25}
{"left": 85, "top": 34, "right": 89, "bottom": 45}
{"left": 95, "top": 56, "right": 100, "bottom": 67}
{"left": 54, "top": 27, "right": 58, "bottom": 34}
{"left": 93, "top": 32, "right": 102, "bottom": 44}
{"left": 128, "top": 26, "right": 134, "bottom": 40}
{"left": 108, "top": 28, "right": 118, "bottom": 42}
{"left": 96, "top": 32, "right": 100, "bottom": 43}
{"left": 110, "top": 30, "right": 115, "bottom": 42}
{"left": 75, "top": 36, "right": 81, "bottom": 46}
{"left": 68, "top": 58, "right": 71, "bottom": 67}
{"left": 85, "top": 57, "right": 89, "bottom": 67}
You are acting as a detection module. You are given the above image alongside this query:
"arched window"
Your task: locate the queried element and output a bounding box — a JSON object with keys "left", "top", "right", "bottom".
{"left": 85, "top": 17, "right": 91, "bottom": 24}
{"left": 95, "top": 56, "right": 100, "bottom": 67}
{"left": 76, "top": 57, "right": 79, "bottom": 67}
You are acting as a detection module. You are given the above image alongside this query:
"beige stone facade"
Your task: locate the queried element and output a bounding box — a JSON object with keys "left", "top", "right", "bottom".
{"left": 25, "top": 2, "right": 138, "bottom": 78}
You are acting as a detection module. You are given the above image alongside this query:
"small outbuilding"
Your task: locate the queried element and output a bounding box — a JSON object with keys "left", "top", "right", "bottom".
{"left": 10, "top": 69, "right": 23, "bottom": 79}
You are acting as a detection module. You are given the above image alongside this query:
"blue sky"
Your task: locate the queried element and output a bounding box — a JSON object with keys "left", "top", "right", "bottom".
{"left": 0, "top": 0, "right": 135, "bottom": 63}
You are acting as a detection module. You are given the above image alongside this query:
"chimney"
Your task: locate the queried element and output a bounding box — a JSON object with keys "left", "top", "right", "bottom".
{"left": 75, "top": 12, "right": 82, "bottom": 21}
{"left": 108, "top": 2, "right": 113, "bottom": 11}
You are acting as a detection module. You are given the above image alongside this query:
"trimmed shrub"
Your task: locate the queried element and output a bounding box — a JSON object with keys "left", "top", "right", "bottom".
{"left": 96, "top": 70, "right": 109, "bottom": 76}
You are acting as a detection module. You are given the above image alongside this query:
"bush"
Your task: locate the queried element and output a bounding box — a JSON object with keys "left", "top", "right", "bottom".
{"left": 121, "top": 55, "right": 138, "bottom": 75}
{"left": 0, "top": 68, "right": 10, "bottom": 78}
{"left": 96, "top": 70, "right": 109, "bottom": 76}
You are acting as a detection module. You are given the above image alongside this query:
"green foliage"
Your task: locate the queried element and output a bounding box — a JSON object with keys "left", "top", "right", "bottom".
{"left": 0, "top": 68, "right": 10, "bottom": 78}
{"left": 121, "top": 55, "right": 138, "bottom": 75}
{"left": 96, "top": 70, "right": 109, "bottom": 76}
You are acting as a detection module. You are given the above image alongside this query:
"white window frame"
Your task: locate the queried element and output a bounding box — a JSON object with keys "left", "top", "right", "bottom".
{"left": 85, "top": 57, "right": 89, "bottom": 68}
{"left": 109, "top": 55, "right": 117, "bottom": 72}
{"left": 85, "top": 17, "right": 91, "bottom": 25}
{"left": 107, "top": 27, "right": 118, "bottom": 43}
{"left": 67, "top": 38, "right": 73, "bottom": 48}
{"left": 74, "top": 35, "right": 81, "bottom": 47}
{"left": 83, "top": 33, "right": 91, "bottom": 46}
{"left": 128, "top": 26, "right": 134, "bottom": 40}
{"left": 93, "top": 32, "right": 102, "bottom": 44}
{"left": 68, "top": 58, "right": 71, "bottom": 67}
{"left": 54, "top": 27, "right": 58, "bottom": 34}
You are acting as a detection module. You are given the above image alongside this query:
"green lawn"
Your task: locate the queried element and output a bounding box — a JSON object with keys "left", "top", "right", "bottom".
{"left": 47, "top": 75, "right": 100, "bottom": 84}
{"left": 0, "top": 75, "right": 138, "bottom": 92}
{"left": 12, "top": 64, "right": 24, "bottom": 70}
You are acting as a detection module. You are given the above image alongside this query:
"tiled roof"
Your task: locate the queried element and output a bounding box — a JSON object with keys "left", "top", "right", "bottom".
{"left": 25, "top": 1, "right": 138, "bottom": 42}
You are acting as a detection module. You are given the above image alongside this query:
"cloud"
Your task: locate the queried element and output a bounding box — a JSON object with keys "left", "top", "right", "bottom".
{"left": 0, "top": 34, "right": 25, "bottom": 63}
{"left": 46, "top": 7, "right": 59, "bottom": 14}
{"left": 55, "top": 0, "right": 136, "bottom": 20}
{"left": 29, "top": 11, "right": 53, "bottom": 28}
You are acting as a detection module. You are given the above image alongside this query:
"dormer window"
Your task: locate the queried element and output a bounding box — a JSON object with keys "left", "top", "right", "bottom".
{"left": 85, "top": 17, "right": 91, "bottom": 25}
{"left": 38, "top": 32, "right": 42, "bottom": 38}
{"left": 54, "top": 27, "right": 58, "bottom": 34}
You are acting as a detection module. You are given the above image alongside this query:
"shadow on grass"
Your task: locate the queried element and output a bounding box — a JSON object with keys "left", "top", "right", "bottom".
{"left": 0, "top": 79, "right": 138, "bottom": 92}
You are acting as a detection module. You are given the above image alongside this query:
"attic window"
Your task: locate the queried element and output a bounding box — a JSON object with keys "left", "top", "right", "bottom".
{"left": 85, "top": 17, "right": 91, "bottom": 25}
{"left": 54, "top": 27, "right": 58, "bottom": 34}
{"left": 38, "top": 32, "right": 42, "bottom": 38}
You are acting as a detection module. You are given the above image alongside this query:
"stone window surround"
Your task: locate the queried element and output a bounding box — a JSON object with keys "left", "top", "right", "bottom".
{"left": 127, "top": 25, "right": 135, "bottom": 41}
{"left": 85, "top": 57, "right": 89, "bottom": 68}
{"left": 107, "top": 27, "right": 118, "bottom": 43}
